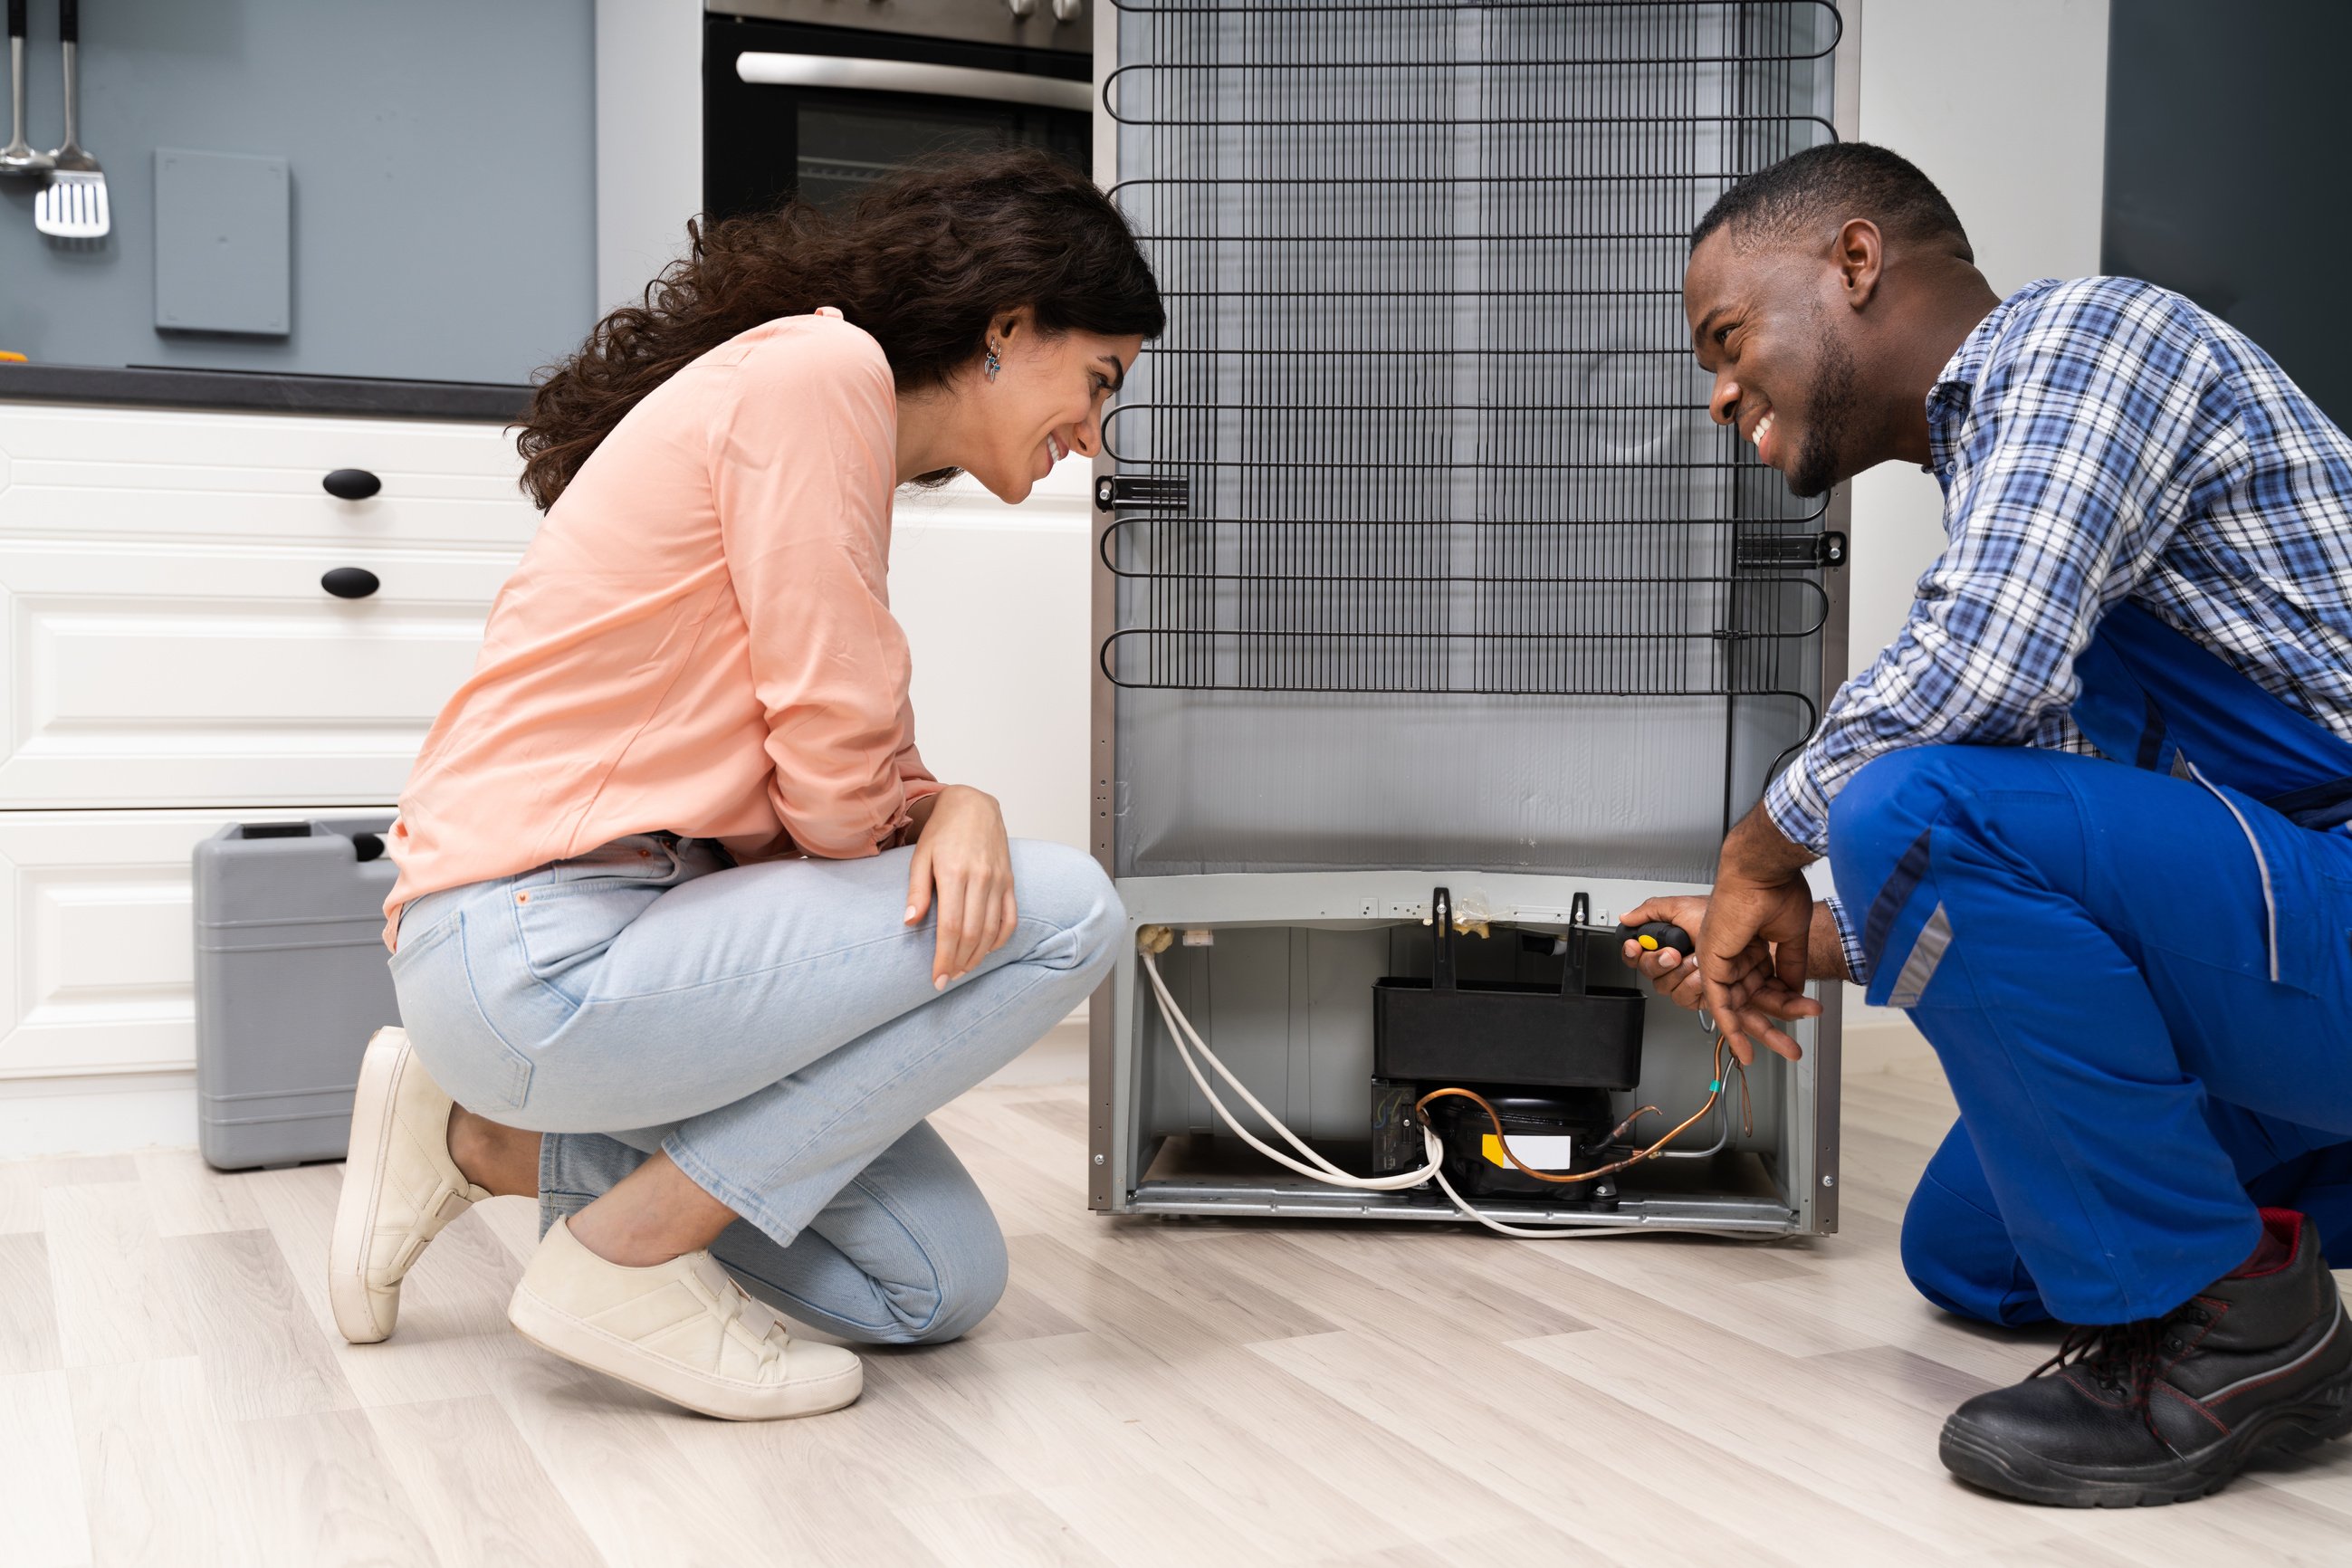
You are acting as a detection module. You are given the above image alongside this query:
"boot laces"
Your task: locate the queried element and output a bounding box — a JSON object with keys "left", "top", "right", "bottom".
{"left": 2035, "top": 1320, "right": 2166, "bottom": 1401}
{"left": 2032, "top": 1302, "right": 2214, "bottom": 1439}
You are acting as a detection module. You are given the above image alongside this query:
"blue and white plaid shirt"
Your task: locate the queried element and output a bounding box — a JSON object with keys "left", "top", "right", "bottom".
{"left": 1765, "top": 276, "right": 2352, "bottom": 981}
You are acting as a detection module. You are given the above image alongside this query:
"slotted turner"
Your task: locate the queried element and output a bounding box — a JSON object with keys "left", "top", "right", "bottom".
{"left": 33, "top": 0, "right": 105, "bottom": 238}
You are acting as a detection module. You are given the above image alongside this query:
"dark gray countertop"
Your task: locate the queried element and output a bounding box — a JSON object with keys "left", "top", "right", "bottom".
{"left": 0, "top": 362, "right": 535, "bottom": 423}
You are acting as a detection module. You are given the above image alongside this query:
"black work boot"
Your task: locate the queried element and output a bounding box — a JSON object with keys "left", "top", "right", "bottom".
{"left": 1940, "top": 1209, "right": 2352, "bottom": 1506}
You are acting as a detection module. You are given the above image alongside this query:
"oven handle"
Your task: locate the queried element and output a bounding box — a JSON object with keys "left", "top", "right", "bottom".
{"left": 735, "top": 53, "right": 1091, "bottom": 113}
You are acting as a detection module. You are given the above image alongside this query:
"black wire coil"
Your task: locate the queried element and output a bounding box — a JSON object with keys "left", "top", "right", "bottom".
{"left": 1102, "top": 0, "right": 1841, "bottom": 711}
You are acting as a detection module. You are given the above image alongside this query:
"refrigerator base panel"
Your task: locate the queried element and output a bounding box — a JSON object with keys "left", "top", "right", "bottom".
{"left": 1091, "top": 872, "right": 1840, "bottom": 1237}
{"left": 1127, "top": 1138, "right": 1797, "bottom": 1234}
{"left": 1123, "top": 1182, "right": 1799, "bottom": 1235}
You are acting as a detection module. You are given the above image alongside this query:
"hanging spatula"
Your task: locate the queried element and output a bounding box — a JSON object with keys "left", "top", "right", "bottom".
{"left": 1, "top": 0, "right": 55, "bottom": 177}
{"left": 33, "top": 0, "right": 106, "bottom": 238}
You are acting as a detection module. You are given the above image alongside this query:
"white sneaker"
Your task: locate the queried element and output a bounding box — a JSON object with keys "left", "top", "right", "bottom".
{"left": 329, "top": 1027, "right": 492, "bottom": 1344}
{"left": 506, "top": 1217, "right": 864, "bottom": 1421}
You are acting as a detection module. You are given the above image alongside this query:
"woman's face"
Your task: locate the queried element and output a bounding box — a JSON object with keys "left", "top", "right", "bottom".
{"left": 956, "top": 310, "right": 1143, "bottom": 503}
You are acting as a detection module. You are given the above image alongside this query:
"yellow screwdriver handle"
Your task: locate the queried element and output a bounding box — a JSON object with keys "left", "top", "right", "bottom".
{"left": 1617, "top": 921, "right": 1694, "bottom": 959}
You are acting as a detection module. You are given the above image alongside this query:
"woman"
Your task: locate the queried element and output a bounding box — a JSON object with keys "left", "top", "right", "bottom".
{"left": 326, "top": 149, "right": 1162, "bottom": 1422}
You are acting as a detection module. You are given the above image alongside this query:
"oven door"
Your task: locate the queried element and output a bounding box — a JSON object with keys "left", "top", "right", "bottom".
{"left": 704, "top": 16, "right": 1093, "bottom": 220}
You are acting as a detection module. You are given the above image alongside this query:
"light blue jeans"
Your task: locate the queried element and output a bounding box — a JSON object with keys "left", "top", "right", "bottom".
{"left": 387, "top": 833, "right": 1123, "bottom": 1345}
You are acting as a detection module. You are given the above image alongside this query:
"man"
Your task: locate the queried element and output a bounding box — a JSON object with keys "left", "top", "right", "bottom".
{"left": 1619, "top": 142, "right": 2352, "bottom": 1506}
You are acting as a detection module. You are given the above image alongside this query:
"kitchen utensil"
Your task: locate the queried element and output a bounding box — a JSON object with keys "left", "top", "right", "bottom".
{"left": 0, "top": 0, "right": 52, "bottom": 177}
{"left": 33, "top": 0, "right": 106, "bottom": 237}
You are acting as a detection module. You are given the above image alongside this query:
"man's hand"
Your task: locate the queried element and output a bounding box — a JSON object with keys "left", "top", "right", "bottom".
{"left": 1700, "top": 877, "right": 1817, "bottom": 1063}
{"left": 1617, "top": 894, "right": 1715, "bottom": 1010}
{"left": 1697, "top": 803, "right": 1823, "bottom": 1064}
{"left": 1621, "top": 894, "right": 1851, "bottom": 1049}
{"left": 904, "top": 785, "right": 1018, "bottom": 990}
{"left": 1617, "top": 893, "right": 1801, "bottom": 1030}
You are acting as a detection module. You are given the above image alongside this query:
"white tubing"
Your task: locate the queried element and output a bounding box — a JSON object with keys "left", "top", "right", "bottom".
{"left": 1144, "top": 950, "right": 1437, "bottom": 1190}
{"left": 1425, "top": 1138, "right": 1653, "bottom": 1238}
{"left": 1141, "top": 948, "right": 1688, "bottom": 1238}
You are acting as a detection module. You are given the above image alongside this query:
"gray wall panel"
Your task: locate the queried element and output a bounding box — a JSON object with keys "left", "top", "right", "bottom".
{"left": 0, "top": 0, "right": 596, "bottom": 384}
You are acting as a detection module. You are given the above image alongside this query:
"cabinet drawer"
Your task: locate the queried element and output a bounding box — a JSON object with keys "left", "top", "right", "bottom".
{"left": 0, "top": 402, "right": 541, "bottom": 550}
{"left": 0, "top": 539, "right": 516, "bottom": 808}
{"left": 0, "top": 807, "right": 384, "bottom": 1080}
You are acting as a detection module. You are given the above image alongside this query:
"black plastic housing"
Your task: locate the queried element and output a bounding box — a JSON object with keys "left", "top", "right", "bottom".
{"left": 1373, "top": 980, "right": 1645, "bottom": 1090}
{"left": 1371, "top": 887, "right": 1646, "bottom": 1092}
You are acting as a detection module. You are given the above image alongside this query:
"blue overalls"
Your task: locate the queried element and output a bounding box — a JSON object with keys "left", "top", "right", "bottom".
{"left": 1830, "top": 601, "right": 2352, "bottom": 1327}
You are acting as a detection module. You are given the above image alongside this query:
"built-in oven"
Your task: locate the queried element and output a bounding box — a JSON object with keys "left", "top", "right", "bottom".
{"left": 703, "top": 2, "right": 1094, "bottom": 221}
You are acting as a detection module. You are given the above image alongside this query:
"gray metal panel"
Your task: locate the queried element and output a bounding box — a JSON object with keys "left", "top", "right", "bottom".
{"left": 1115, "top": 690, "right": 1816, "bottom": 882}
{"left": 1099, "top": 871, "right": 1809, "bottom": 1235}
{"left": 0, "top": 0, "right": 594, "bottom": 383}
{"left": 1305, "top": 928, "right": 1387, "bottom": 1136}
{"left": 1125, "top": 1180, "right": 1795, "bottom": 1233}
{"left": 1103, "top": 3, "right": 1841, "bottom": 880}
{"left": 1134, "top": 910, "right": 1783, "bottom": 1151}
{"left": 1143, "top": 926, "right": 1382, "bottom": 1144}
{"left": 154, "top": 149, "right": 290, "bottom": 338}
{"left": 1088, "top": 3, "right": 1123, "bottom": 1211}
{"left": 1801, "top": 2, "right": 1867, "bottom": 1238}
{"left": 1091, "top": 4, "right": 1851, "bottom": 1235}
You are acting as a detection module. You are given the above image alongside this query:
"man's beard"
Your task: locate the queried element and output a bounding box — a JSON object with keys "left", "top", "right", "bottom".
{"left": 1785, "top": 329, "right": 1858, "bottom": 500}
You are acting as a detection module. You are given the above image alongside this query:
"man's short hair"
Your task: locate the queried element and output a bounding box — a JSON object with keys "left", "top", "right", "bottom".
{"left": 1690, "top": 142, "right": 1973, "bottom": 262}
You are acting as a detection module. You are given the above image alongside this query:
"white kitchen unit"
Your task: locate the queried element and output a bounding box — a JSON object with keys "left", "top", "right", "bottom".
{"left": 890, "top": 464, "right": 1095, "bottom": 851}
{"left": 0, "top": 808, "right": 376, "bottom": 1083}
{"left": 0, "top": 395, "right": 1094, "bottom": 1153}
{"left": 0, "top": 399, "right": 535, "bottom": 1153}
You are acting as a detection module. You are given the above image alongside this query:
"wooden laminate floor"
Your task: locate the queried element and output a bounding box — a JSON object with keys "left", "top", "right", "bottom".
{"left": 5, "top": 1062, "right": 2351, "bottom": 1568}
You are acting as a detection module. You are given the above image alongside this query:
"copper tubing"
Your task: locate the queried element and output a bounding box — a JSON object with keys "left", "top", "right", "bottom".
{"left": 1412, "top": 1039, "right": 1745, "bottom": 1186}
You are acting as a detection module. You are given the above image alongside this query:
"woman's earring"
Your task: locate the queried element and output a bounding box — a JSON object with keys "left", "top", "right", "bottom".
{"left": 984, "top": 340, "right": 1002, "bottom": 382}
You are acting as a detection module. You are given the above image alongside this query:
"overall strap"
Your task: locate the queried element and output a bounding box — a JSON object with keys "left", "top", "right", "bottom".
{"left": 2070, "top": 601, "right": 2352, "bottom": 830}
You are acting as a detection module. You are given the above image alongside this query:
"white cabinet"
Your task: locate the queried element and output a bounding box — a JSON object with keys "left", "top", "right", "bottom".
{"left": 0, "top": 538, "right": 517, "bottom": 808}
{"left": 0, "top": 400, "right": 1096, "bottom": 1104}
{"left": 0, "top": 404, "right": 542, "bottom": 550}
{"left": 0, "top": 808, "right": 364, "bottom": 1080}
{"left": 889, "top": 464, "right": 1094, "bottom": 851}
{"left": 0, "top": 402, "right": 533, "bottom": 1091}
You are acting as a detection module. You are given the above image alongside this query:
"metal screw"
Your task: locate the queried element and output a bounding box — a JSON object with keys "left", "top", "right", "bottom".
{"left": 1821, "top": 1174, "right": 1836, "bottom": 1187}
{"left": 1093, "top": 1153, "right": 1105, "bottom": 1166}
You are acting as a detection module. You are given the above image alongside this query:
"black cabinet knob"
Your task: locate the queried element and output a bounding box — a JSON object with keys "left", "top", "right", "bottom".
{"left": 321, "top": 567, "right": 381, "bottom": 600}
{"left": 322, "top": 468, "right": 382, "bottom": 501}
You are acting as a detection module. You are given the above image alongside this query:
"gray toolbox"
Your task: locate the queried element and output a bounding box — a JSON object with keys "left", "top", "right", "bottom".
{"left": 194, "top": 817, "right": 400, "bottom": 1171}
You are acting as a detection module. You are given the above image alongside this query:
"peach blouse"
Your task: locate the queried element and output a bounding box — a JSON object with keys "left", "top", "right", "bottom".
{"left": 383, "top": 311, "right": 942, "bottom": 945}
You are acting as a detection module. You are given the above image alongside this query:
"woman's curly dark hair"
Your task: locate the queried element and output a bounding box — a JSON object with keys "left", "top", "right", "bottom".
{"left": 515, "top": 148, "right": 1165, "bottom": 511}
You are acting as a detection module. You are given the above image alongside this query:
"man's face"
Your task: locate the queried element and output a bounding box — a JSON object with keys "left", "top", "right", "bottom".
{"left": 1684, "top": 227, "right": 1862, "bottom": 499}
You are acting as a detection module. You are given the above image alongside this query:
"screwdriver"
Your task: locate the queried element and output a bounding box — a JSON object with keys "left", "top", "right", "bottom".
{"left": 1617, "top": 921, "right": 1694, "bottom": 960}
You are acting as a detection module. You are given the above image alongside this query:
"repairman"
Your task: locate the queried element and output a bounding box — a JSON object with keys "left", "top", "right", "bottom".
{"left": 1619, "top": 142, "right": 2352, "bottom": 1506}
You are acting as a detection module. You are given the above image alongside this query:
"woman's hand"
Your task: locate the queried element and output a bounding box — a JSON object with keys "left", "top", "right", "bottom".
{"left": 904, "top": 786, "right": 1018, "bottom": 990}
